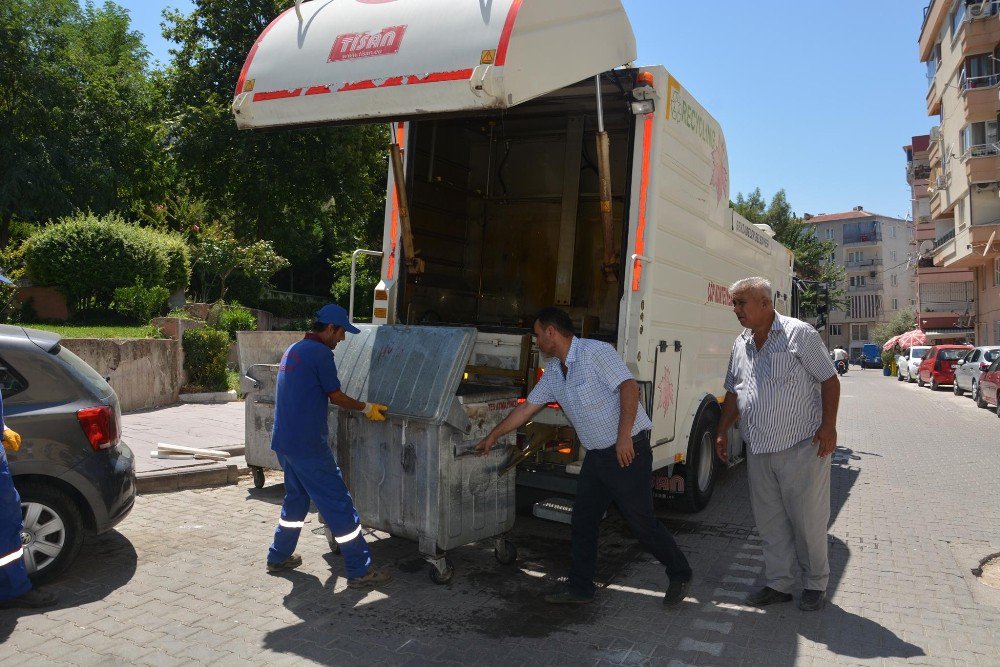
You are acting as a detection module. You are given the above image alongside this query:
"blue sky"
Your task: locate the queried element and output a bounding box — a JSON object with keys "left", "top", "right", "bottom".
{"left": 118, "top": 0, "right": 930, "bottom": 221}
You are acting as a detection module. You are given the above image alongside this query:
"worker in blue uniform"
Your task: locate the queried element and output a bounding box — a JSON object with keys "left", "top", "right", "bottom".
{"left": 266, "top": 304, "right": 392, "bottom": 589}
{"left": 0, "top": 394, "right": 57, "bottom": 609}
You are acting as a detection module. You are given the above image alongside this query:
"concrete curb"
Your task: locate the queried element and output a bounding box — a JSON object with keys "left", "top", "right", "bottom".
{"left": 136, "top": 452, "right": 251, "bottom": 494}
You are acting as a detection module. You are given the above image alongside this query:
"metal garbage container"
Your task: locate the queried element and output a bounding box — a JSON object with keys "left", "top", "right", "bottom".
{"left": 245, "top": 325, "right": 520, "bottom": 583}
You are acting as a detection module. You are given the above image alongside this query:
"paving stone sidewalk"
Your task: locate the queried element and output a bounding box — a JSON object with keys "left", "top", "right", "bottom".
{"left": 2, "top": 371, "right": 999, "bottom": 665}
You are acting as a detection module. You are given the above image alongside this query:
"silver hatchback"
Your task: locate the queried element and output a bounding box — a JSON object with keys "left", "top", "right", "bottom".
{"left": 3, "top": 325, "right": 136, "bottom": 583}
{"left": 953, "top": 345, "right": 1000, "bottom": 402}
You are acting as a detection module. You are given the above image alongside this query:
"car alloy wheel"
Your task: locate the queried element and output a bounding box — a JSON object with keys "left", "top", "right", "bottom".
{"left": 17, "top": 482, "right": 84, "bottom": 584}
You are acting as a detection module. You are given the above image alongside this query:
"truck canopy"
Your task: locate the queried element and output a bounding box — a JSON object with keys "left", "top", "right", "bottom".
{"left": 232, "top": 0, "right": 636, "bottom": 129}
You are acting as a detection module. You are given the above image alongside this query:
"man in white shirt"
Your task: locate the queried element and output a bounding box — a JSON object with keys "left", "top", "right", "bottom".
{"left": 477, "top": 307, "right": 692, "bottom": 606}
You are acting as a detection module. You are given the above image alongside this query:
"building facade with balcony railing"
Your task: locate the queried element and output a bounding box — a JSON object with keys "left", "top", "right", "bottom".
{"left": 919, "top": 0, "right": 1000, "bottom": 343}
{"left": 802, "top": 209, "right": 914, "bottom": 354}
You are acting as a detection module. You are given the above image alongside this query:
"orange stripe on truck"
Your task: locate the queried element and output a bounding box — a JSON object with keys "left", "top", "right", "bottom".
{"left": 632, "top": 113, "right": 654, "bottom": 292}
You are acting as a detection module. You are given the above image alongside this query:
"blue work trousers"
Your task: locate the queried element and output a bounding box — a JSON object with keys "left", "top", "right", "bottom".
{"left": 268, "top": 449, "right": 372, "bottom": 579}
{"left": 568, "top": 431, "right": 692, "bottom": 597}
{"left": 0, "top": 448, "right": 31, "bottom": 601}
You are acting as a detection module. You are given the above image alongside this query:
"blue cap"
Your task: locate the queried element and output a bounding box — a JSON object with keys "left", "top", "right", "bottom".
{"left": 315, "top": 304, "right": 360, "bottom": 334}
{"left": 0, "top": 274, "right": 10, "bottom": 286}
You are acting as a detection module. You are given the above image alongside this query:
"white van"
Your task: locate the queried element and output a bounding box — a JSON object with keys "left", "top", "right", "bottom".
{"left": 233, "top": 0, "right": 794, "bottom": 511}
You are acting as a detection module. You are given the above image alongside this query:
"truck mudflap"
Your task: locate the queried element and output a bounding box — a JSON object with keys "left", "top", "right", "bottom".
{"left": 232, "top": 0, "right": 636, "bottom": 129}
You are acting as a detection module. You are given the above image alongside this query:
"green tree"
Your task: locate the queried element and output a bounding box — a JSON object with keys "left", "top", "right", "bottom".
{"left": 871, "top": 310, "right": 917, "bottom": 349}
{"left": 734, "top": 188, "right": 847, "bottom": 317}
{"left": 0, "top": 1, "right": 167, "bottom": 245}
{"left": 191, "top": 222, "right": 289, "bottom": 302}
{"left": 161, "top": 0, "right": 386, "bottom": 282}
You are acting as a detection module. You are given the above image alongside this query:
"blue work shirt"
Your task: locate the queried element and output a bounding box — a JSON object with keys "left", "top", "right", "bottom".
{"left": 271, "top": 335, "right": 341, "bottom": 457}
{"left": 527, "top": 337, "right": 652, "bottom": 450}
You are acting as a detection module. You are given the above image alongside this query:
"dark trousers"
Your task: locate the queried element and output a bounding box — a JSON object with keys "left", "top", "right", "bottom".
{"left": 568, "top": 431, "right": 692, "bottom": 597}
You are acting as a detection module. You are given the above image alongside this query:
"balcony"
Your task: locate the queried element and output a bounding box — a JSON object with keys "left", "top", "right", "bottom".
{"left": 842, "top": 233, "right": 882, "bottom": 246}
{"left": 920, "top": 1, "right": 949, "bottom": 61}
{"left": 959, "top": 73, "right": 1000, "bottom": 119}
{"left": 964, "top": 146, "right": 1000, "bottom": 183}
{"left": 847, "top": 283, "right": 882, "bottom": 293}
{"left": 921, "top": 300, "right": 977, "bottom": 315}
{"left": 933, "top": 228, "right": 957, "bottom": 249}
{"left": 845, "top": 258, "right": 883, "bottom": 269}
{"left": 959, "top": 1, "right": 1000, "bottom": 54}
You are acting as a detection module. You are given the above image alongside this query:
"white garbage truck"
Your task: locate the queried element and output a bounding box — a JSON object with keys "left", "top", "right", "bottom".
{"left": 233, "top": 0, "right": 794, "bottom": 514}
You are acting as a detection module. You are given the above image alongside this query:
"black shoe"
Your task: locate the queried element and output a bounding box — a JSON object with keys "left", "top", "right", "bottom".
{"left": 0, "top": 588, "right": 57, "bottom": 609}
{"left": 544, "top": 587, "right": 594, "bottom": 604}
{"left": 798, "top": 589, "right": 825, "bottom": 611}
{"left": 663, "top": 577, "right": 692, "bottom": 606}
{"left": 266, "top": 553, "right": 302, "bottom": 573}
{"left": 744, "top": 586, "right": 793, "bottom": 607}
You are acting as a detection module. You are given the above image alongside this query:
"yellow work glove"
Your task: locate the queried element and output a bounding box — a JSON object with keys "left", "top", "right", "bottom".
{"left": 3, "top": 428, "right": 21, "bottom": 453}
{"left": 362, "top": 403, "right": 388, "bottom": 422}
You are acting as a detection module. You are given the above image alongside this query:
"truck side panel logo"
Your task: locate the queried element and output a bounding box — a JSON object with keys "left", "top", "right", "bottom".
{"left": 328, "top": 25, "right": 407, "bottom": 62}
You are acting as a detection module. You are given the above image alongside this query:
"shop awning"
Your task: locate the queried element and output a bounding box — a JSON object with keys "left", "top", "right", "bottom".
{"left": 232, "top": 0, "right": 637, "bottom": 129}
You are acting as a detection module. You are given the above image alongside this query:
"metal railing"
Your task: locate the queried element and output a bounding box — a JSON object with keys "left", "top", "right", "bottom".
{"left": 964, "top": 142, "right": 1000, "bottom": 159}
{"left": 933, "top": 228, "right": 957, "bottom": 249}
{"left": 843, "top": 234, "right": 882, "bottom": 246}
{"left": 959, "top": 71, "right": 1000, "bottom": 93}
{"left": 847, "top": 283, "right": 882, "bottom": 293}
{"left": 845, "top": 258, "right": 883, "bottom": 268}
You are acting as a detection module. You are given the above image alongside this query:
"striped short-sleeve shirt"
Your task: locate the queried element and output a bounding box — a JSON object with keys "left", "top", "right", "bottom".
{"left": 527, "top": 337, "right": 652, "bottom": 450}
{"left": 724, "top": 312, "right": 837, "bottom": 455}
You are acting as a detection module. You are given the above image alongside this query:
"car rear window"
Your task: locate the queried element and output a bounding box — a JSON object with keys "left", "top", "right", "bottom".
{"left": 938, "top": 348, "right": 968, "bottom": 360}
{"left": 985, "top": 349, "right": 1000, "bottom": 363}
{"left": 911, "top": 349, "right": 928, "bottom": 359}
{"left": 56, "top": 347, "right": 114, "bottom": 399}
{"left": 0, "top": 356, "right": 28, "bottom": 399}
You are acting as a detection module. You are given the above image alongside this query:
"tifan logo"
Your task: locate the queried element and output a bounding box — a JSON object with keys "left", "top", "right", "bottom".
{"left": 328, "top": 25, "right": 407, "bottom": 62}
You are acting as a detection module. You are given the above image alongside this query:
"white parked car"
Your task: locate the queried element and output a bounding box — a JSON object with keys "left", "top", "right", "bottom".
{"left": 953, "top": 345, "right": 1000, "bottom": 400}
{"left": 897, "top": 346, "right": 931, "bottom": 383}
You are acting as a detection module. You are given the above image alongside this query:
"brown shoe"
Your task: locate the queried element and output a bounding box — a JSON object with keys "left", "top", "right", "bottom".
{"left": 266, "top": 553, "right": 302, "bottom": 573}
{"left": 347, "top": 566, "right": 392, "bottom": 589}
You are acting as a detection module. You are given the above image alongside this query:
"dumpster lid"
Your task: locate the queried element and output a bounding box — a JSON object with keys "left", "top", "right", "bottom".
{"left": 333, "top": 325, "right": 476, "bottom": 424}
{"left": 232, "top": 0, "right": 636, "bottom": 129}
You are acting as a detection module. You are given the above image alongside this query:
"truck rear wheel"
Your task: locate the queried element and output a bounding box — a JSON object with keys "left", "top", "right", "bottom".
{"left": 679, "top": 405, "right": 719, "bottom": 512}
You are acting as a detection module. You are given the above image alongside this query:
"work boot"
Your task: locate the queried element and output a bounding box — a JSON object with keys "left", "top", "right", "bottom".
{"left": 0, "top": 588, "right": 57, "bottom": 609}
{"left": 266, "top": 553, "right": 302, "bottom": 573}
{"left": 744, "top": 586, "right": 793, "bottom": 607}
{"left": 347, "top": 566, "right": 392, "bottom": 589}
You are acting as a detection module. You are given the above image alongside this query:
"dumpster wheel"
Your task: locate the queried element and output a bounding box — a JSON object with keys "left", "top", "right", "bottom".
{"left": 251, "top": 467, "right": 265, "bottom": 489}
{"left": 493, "top": 538, "right": 518, "bottom": 565}
{"left": 427, "top": 556, "right": 454, "bottom": 585}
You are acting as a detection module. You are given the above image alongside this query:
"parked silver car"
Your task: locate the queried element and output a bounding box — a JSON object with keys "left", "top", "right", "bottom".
{"left": 3, "top": 325, "right": 136, "bottom": 583}
{"left": 896, "top": 346, "right": 931, "bottom": 383}
{"left": 954, "top": 345, "right": 1000, "bottom": 401}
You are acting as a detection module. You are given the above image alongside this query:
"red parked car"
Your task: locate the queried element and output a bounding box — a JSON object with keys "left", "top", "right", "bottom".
{"left": 917, "top": 344, "right": 974, "bottom": 390}
{"left": 976, "top": 357, "right": 1000, "bottom": 414}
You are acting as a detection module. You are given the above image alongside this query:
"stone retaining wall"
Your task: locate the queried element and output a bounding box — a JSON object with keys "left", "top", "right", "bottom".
{"left": 61, "top": 338, "right": 183, "bottom": 413}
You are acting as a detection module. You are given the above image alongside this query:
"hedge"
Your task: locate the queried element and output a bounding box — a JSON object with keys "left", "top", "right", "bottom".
{"left": 25, "top": 212, "right": 191, "bottom": 311}
{"left": 182, "top": 327, "right": 230, "bottom": 391}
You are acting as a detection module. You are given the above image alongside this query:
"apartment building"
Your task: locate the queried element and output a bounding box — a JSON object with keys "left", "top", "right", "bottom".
{"left": 919, "top": 0, "right": 1000, "bottom": 345}
{"left": 802, "top": 209, "right": 914, "bottom": 358}
{"left": 904, "top": 135, "right": 977, "bottom": 338}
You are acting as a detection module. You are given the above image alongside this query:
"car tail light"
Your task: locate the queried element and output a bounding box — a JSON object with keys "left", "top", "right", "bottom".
{"left": 77, "top": 406, "right": 118, "bottom": 451}
{"left": 981, "top": 362, "right": 991, "bottom": 371}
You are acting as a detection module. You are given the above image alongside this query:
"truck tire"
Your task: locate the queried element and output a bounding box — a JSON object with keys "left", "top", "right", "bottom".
{"left": 679, "top": 404, "right": 719, "bottom": 512}
{"left": 17, "top": 481, "right": 85, "bottom": 585}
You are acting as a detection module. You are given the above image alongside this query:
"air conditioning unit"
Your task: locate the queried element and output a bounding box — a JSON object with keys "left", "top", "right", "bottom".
{"left": 935, "top": 175, "right": 948, "bottom": 189}
{"left": 930, "top": 127, "right": 942, "bottom": 142}
{"left": 969, "top": 1, "right": 986, "bottom": 17}
{"left": 869, "top": 270, "right": 878, "bottom": 278}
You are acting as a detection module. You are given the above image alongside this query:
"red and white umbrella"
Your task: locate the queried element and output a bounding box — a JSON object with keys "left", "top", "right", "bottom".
{"left": 882, "top": 335, "right": 900, "bottom": 351}
{"left": 896, "top": 329, "right": 926, "bottom": 349}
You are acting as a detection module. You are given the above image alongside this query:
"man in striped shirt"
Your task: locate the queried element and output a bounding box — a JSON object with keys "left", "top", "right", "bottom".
{"left": 715, "top": 277, "right": 840, "bottom": 612}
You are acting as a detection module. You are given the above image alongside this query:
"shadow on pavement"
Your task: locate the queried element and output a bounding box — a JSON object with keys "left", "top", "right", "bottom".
{"left": 0, "top": 529, "right": 137, "bottom": 642}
